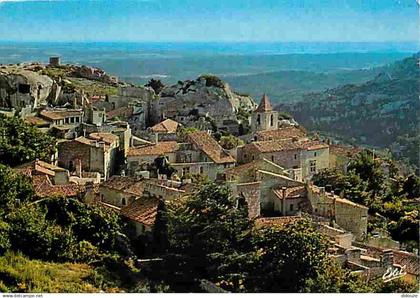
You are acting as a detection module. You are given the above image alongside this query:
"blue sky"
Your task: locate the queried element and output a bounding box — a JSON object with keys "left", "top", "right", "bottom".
{"left": 0, "top": 0, "right": 418, "bottom": 42}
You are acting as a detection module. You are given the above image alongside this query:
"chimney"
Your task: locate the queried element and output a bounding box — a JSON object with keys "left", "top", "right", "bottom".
{"left": 319, "top": 187, "right": 325, "bottom": 195}
{"left": 155, "top": 132, "right": 159, "bottom": 144}
{"left": 83, "top": 129, "right": 87, "bottom": 137}
{"left": 381, "top": 250, "right": 394, "bottom": 268}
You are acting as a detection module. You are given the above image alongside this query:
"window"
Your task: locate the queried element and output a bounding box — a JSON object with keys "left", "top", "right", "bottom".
{"left": 310, "top": 160, "right": 316, "bottom": 173}
{"left": 271, "top": 155, "right": 274, "bottom": 162}
{"left": 100, "top": 194, "right": 104, "bottom": 201}
{"left": 314, "top": 152, "right": 317, "bottom": 157}
{"left": 257, "top": 114, "right": 261, "bottom": 125}
{"left": 199, "top": 166, "right": 204, "bottom": 174}
{"left": 182, "top": 167, "right": 190, "bottom": 176}
{"left": 294, "top": 154, "right": 298, "bottom": 160}
{"left": 18, "top": 84, "right": 30, "bottom": 94}
{"left": 270, "top": 114, "right": 274, "bottom": 126}
{"left": 290, "top": 204, "right": 294, "bottom": 211}
{"left": 121, "top": 197, "right": 127, "bottom": 206}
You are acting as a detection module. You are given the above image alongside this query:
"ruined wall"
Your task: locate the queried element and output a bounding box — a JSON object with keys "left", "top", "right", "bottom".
{"left": 236, "top": 182, "right": 261, "bottom": 218}
{"left": 307, "top": 185, "right": 368, "bottom": 240}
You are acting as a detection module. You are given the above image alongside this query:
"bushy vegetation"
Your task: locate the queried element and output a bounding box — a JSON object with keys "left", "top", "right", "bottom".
{"left": 145, "top": 79, "right": 165, "bottom": 94}
{"left": 200, "top": 75, "right": 225, "bottom": 88}
{"left": 218, "top": 134, "right": 244, "bottom": 150}
{"left": 0, "top": 115, "right": 56, "bottom": 167}
{"left": 313, "top": 150, "right": 419, "bottom": 251}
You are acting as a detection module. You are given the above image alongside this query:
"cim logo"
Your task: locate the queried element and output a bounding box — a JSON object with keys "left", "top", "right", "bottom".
{"left": 382, "top": 265, "right": 407, "bottom": 283}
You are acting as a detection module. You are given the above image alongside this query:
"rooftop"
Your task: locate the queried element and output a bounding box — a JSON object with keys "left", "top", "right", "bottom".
{"left": 89, "top": 132, "right": 119, "bottom": 145}
{"left": 272, "top": 186, "right": 307, "bottom": 200}
{"left": 128, "top": 141, "right": 179, "bottom": 157}
{"left": 187, "top": 131, "right": 236, "bottom": 164}
{"left": 32, "top": 175, "right": 83, "bottom": 198}
{"left": 150, "top": 118, "right": 180, "bottom": 134}
{"left": 250, "top": 139, "right": 328, "bottom": 153}
{"left": 120, "top": 197, "right": 160, "bottom": 226}
{"left": 106, "top": 106, "right": 133, "bottom": 120}
{"left": 100, "top": 176, "right": 143, "bottom": 196}
{"left": 255, "top": 93, "right": 273, "bottom": 113}
{"left": 40, "top": 109, "right": 83, "bottom": 121}
{"left": 254, "top": 127, "right": 307, "bottom": 141}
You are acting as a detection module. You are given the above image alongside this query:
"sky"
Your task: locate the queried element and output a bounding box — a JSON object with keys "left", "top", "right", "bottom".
{"left": 0, "top": 0, "right": 418, "bottom": 42}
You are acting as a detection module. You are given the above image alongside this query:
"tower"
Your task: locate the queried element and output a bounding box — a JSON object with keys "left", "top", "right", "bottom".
{"left": 251, "top": 94, "right": 278, "bottom": 132}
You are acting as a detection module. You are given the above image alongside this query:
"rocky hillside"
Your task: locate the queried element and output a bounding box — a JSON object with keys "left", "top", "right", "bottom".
{"left": 159, "top": 75, "right": 257, "bottom": 119}
{"left": 278, "top": 53, "right": 419, "bottom": 167}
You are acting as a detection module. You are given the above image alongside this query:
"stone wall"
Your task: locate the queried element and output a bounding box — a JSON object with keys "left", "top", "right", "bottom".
{"left": 236, "top": 182, "right": 261, "bottom": 218}
{"left": 307, "top": 185, "right": 368, "bottom": 240}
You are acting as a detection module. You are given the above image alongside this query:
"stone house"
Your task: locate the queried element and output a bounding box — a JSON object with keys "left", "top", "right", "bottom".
{"left": 307, "top": 184, "right": 368, "bottom": 240}
{"left": 222, "top": 159, "right": 306, "bottom": 214}
{"left": 238, "top": 138, "right": 329, "bottom": 181}
{"left": 40, "top": 108, "right": 84, "bottom": 127}
{"left": 57, "top": 132, "right": 120, "bottom": 180}
{"left": 127, "top": 131, "right": 236, "bottom": 180}
{"left": 148, "top": 118, "right": 180, "bottom": 141}
{"left": 329, "top": 144, "right": 362, "bottom": 173}
{"left": 98, "top": 175, "right": 189, "bottom": 236}
{"left": 14, "top": 160, "right": 85, "bottom": 199}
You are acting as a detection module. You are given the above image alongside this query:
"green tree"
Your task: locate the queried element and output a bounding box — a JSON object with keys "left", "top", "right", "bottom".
{"left": 0, "top": 163, "right": 34, "bottom": 215}
{"left": 0, "top": 115, "right": 56, "bottom": 167}
{"left": 145, "top": 79, "right": 165, "bottom": 94}
{"left": 219, "top": 135, "right": 244, "bottom": 150}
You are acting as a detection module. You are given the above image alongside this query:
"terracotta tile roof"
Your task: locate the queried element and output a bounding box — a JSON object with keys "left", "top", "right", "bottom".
{"left": 89, "top": 132, "right": 119, "bottom": 145}
{"left": 15, "top": 160, "right": 67, "bottom": 177}
{"left": 224, "top": 160, "right": 261, "bottom": 175}
{"left": 101, "top": 176, "right": 144, "bottom": 196}
{"left": 273, "top": 186, "right": 307, "bottom": 200}
{"left": 255, "top": 216, "right": 303, "bottom": 228}
{"left": 251, "top": 139, "right": 328, "bottom": 153}
{"left": 120, "top": 197, "right": 160, "bottom": 226}
{"left": 40, "top": 109, "right": 83, "bottom": 121}
{"left": 254, "top": 127, "right": 306, "bottom": 141}
{"left": 330, "top": 144, "right": 362, "bottom": 157}
{"left": 32, "top": 175, "right": 83, "bottom": 198}
{"left": 187, "top": 131, "right": 236, "bottom": 164}
{"left": 255, "top": 94, "right": 273, "bottom": 112}
{"left": 150, "top": 119, "right": 180, "bottom": 134}
{"left": 24, "top": 116, "right": 50, "bottom": 126}
{"left": 106, "top": 107, "right": 133, "bottom": 120}
{"left": 127, "top": 141, "right": 179, "bottom": 157}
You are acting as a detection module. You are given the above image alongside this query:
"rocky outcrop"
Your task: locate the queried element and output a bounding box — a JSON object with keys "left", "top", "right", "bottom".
{"left": 155, "top": 75, "right": 256, "bottom": 123}
{"left": 70, "top": 65, "right": 118, "bottom": 86}
{"left": 0, "top": 67, "right": 59, "bottom": 112}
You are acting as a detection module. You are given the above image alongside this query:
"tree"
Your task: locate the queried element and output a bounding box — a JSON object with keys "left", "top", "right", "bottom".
{"left": 0, "top": 163, "right": 34, "bottom": 215}
{"left": 0, "top": 115, "right": 56, "bottom": 167}
{"left": 247, "top": 220, "right": 331, "bottom": 293}
{"left": 162, "top": 182, "right": 252, "bottom": 291}
{"left": 402, "top": 175, "right": 420, "bottom": 199}
{"left": 158, "top": 182, "right": 348, "bottom": 293}
{"left": 219, "top": 135, "right": 244, "bottom": 150}
{"left": 145, "top": 79, "right": 165, "bottom": 94}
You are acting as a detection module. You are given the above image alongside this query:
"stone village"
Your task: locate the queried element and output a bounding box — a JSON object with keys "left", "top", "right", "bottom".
{"left": 1, "top": 57, "right": 418, "bottom": 284}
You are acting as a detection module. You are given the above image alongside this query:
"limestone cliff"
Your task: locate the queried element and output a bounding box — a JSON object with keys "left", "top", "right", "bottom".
{"left": 157, "top": 75, "right": 257, "bottom": 121}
